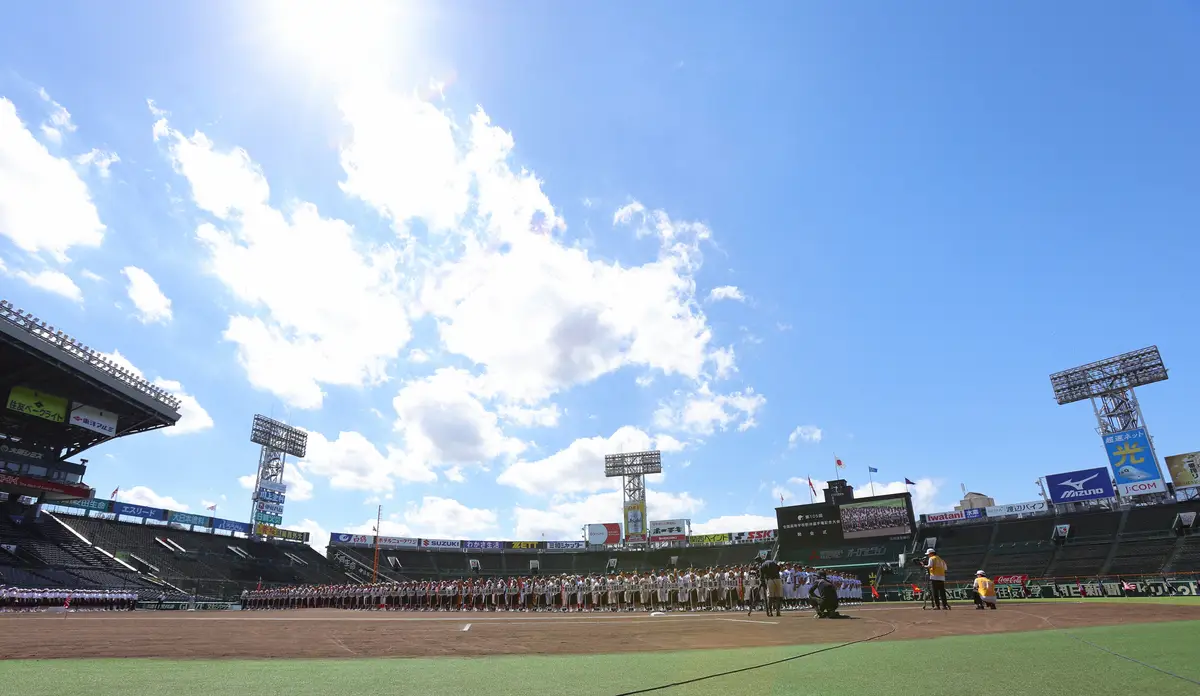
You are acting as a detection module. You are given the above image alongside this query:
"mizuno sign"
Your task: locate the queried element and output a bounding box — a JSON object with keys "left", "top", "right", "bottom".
{"left": 1044, "top": 467, "right": 1115, "bottom": 504}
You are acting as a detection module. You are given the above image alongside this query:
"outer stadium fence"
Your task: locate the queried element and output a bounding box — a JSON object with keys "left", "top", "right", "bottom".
{"left": 870, "top": 572, "right": 1200, "bottom": 602}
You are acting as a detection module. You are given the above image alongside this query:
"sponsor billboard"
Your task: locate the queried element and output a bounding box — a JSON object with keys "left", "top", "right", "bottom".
{"left": 421, "top": 538, "right": 462, "bottom": 549}
{"left": 213, "top": 518, "right": 251, "bottom": 534}
{"left": 925, "top": 510, "right": 965, "bottom": 523}
{"left": 68, "top": 403, "right": 117, "bottom": 437}
{"left": 331, "top": 533, "right": 371, "bottom": 545}
{"left": 255, "top": 480, "right": 287, "bottom": 494}
{"left": 0, "top": 472, "right": 90, "bottom": 498}
{"left": 838, "top": 494, "right": 914, "bottom": 539}
{"left": 1045, "top": 467, "right": 1116, "bottom": 504}
{"left": 169, "top": 511, "right": 211, "bottom": 527}
{"left": 256, "top": 489, "right": 285, "bottom": 504}
{"left": 1103, "top": 428, "right": 1166, "bottom": 496}
{"left": 623, "top": 500, "right": 647, "bottom": 543}
{"left": 648, "top": 519, "right": 688, "bottom": 542}
{"left": 254, "top": 524, "right": 308, "bottom": 542}
{"left": 462, "top": 540, "right": 504, "bottom": 550}
{"left": 113, "top": 502, "right": 166, "bottom": 521}
{"left": 994, "top": 575, "right": 1028, "bottom": 585}
{"left": 776, "top": 502, "right": 843, "bottom": 549}
{"left": 377, "top": 536, "right": 419, "bottom": 549}
{"left": 963, "top": 508, "right": 984, "bottom": 519}
{"left": 586, "top": 523, "right": 622, "bottom": 546}
{"left": 689, "top": 533, "right": 731, "bottom": 545}
{"left": 1164, "top": 452, "right": 1200, "bottom": 489}
{"left": 253, "top": 511, "right": 283, "bottom": 526}
{"left": 732, "top": 529, "right": 777, "bottom": 543}
{"left": 255, "top": 501, "right": 284, "bottom": 516}
{"left": 984, "top": 500, "right": 1047, "bottom": 518}
{"left": 59, "top": 498, "right": 111, "bottom": 513}
{"left": 546, "top": 540, "right": 586, "bottom": 550}
{"left": 809, "top": 544, "right": 890, "bottom": 562}
{"left": 504, "top": 541, "right": 542, "bottom": 550}
{"left": 0, "top": 442, "right": 51, "bottom": 467}
{"left": 7, "top": 385, "right": 68, "bottom": 423}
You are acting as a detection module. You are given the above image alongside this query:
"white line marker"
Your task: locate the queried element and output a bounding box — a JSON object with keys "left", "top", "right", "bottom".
{"left": 721, "top": 618, "right": 778, "bottom": 625}
{"left": 462, "top": 623, "right": 471, "bottom": 632}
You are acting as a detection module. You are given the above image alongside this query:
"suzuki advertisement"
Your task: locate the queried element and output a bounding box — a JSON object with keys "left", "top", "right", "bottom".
{"left": 1044, "top": 467, "right": 1116, "bottom": 504}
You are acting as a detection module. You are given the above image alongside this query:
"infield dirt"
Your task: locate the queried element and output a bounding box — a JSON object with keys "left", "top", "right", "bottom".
{"left": 3, "top": 602, "right": 1198, "bottom": 660}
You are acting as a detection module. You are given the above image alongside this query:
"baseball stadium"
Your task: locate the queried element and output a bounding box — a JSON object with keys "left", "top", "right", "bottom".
{"left": 3, "top": 299, "right": 1200, "bottom": 696}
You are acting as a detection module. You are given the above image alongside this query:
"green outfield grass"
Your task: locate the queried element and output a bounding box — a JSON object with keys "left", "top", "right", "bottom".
{"left": 11, "top": 618, "right": 1200, "bottom": 696}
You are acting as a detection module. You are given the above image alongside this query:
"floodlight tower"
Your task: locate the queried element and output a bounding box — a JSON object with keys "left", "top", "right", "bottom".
{"left": 1049, "top": 346, "right": 1169, "bottom": 498}
{"left": 604, "top": 450, "right": 662, "bottom": 544}
{"left": 248, "top": 414, "right": 308, "bottom": 535}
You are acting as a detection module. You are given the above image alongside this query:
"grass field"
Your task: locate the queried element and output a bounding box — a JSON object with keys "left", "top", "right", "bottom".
{"left": 9, "top": 608, "right": 1200, "bottom": 696}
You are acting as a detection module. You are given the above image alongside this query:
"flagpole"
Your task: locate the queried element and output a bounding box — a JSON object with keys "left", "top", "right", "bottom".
{"left": 869, "top": 468, "right": 876, "bottom": 497}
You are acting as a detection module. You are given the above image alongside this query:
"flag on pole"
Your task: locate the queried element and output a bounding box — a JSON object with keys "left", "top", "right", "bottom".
{"left": 111, "top": 486, "right": 119, "bottom": 499}
{"left": 871, "top": 585, "right": 879, "bottom": 599}
{"left": 807, "top": 477, "right": 817, "bottom": 496}
{"left": 904, "top": 478, "right": 916, "bottom": 486}
{"left": 780, "top": 493, "right": 784, "bottom": 505}
{"left": 206, "top": 504, "right": 217, "bottom": 511}
{"left": 835, "top": 457, "right": 844, "bottom": 469}
{"left": 868, "top": 466, "right": 878, "bottom": 473}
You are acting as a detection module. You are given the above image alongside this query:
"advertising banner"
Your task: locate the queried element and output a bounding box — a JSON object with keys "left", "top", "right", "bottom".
{"left": 330, "top": 533, "right": 371, "bottom": 545}
{"left": 689, "top": 533, "right": 731, "bottom": 545}
{"left": 169, "top": 511, "right": 211, "bottom": 527}
{"left": 377, "top": 536, "right": 418, "bottom": 549}
{"left": 255, "top": 523, "right": 277, "bottom": 536}
{"left": 586, "top": 523, "right": 622, "bottom": 546}
{"left": 0, "top": 442, "right": 51, "bottom": 467}
{"left": 254, "top": 511, "right": 283, "bottom": 526}
{"left": 546, "top": 540, "right": 585, "bottom": 550}
{"left": 0, "top": 473, "right": 90, "bottom": 497}
{"left": 732, "top": 529, "right": 777, "bottom": 543}
{"left": 1103, "top": 428, "right": 1166, "bottom": 496}
{"left": 462, "top": 540, "right": 503, "bottom": 550}
{"left": 68, "top": 403, "right": 118, "bottom": 437}
{"left": 1164, "top": 452, "right": 1200, "bottom": 489}
{"left": 60, "top": 497, "right": 111, "bottom": 513}
{"left": 255, "top": 489, "right": 285, "bottom": 504}
{"left": 1045, "top": 467, "right": 1115, "bottom": 504}
{"left": 255, "top": 480, "right": 287, "bottom": 494}
{"left": 778, "top": 502, "right": 845, "bottom": 549}
{"left": 925, "top": 510, "right": 965, "bottom": 523}
{"left": 994, "top": 575, "right": 1028, "bottom": 585}
{"left": 984, "top": 500, "right": 1047, "bottom": 518}
{"left": 648, "top": 519, "right": 688, "bottom": 542}
{"left": 213, "top": 518, "right": 251, "bottom": 534}
{"left": 113, "top": 502, "right": 166, "bottom": 521}
{"left": 838, "top": 494, "right": 914, "bottom": 539}
{"left": 623, "top": 499, "right": 647, "bottom": 543}
{"left": 503, "top": 541, "right": 542, "bottom": 550}
{"left": 256, "top": 501, "right": 284, "bottom": 516}
{"left": 963, "top": 508, "right": 985, "bottom": 519}
{"left": 7, "top": 385, "right": 68, "bottom": 423}
{"left": 420, "top": 539, "right": 462, "bottom": 549}
{"left": 809, "top": 544, "right": 890, "bottom": 562}
{"left": 272, "top": 528, "right": 309, "bottom": 543}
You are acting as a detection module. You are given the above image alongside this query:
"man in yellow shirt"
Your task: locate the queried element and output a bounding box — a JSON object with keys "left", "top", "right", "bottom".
{"left": 924, "top": 549, "right": 949, "bottom": 610}
{"left": 973, "top": 570, "right": 997, "bottom": 610}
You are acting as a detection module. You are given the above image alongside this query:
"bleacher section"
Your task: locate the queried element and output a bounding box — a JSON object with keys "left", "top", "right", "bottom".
{"left": 49, "top": 511, "right": 344, "bottom": 599}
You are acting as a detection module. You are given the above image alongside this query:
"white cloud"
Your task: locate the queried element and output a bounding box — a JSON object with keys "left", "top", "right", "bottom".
{"left": 117, "top": 485, "right": 187, "bottom": 511}
{"left": 654, "top": 382, "right": 765, "bottom": 435}
{"left": 788, "top": 425, "right": 822, "bottom": 447}
{"left": 513, "top": 489, "right": 703, "bottom": 540}
{"left": 497, "top": 402, "right": 561, "bottom": 428}
{"left": 654, "top": 434, "right": 686, "bottom": 453}
{"left": 121, "top": 266, "right": 173, "bottom": 324}
{"left": 289, "top": 518, "right": 330, "bottom": 556}
{"left": 13, "top": 269, "right": 83, "bottom": 302}
{"left": 690, "top": 514, "right": 776, "bottom": 535}
{"left": 297, "top": 429, "right": 434, "bottom": 493}
{"left": 100, "top": 350, "right": 213, "bottom": 436}
{"left": 392, "top": 368, "right": 526, "bottom": 472}
{"left": 200, "top": 499, "right": 217, "bottom": 510}
{"left": 707, "top": 285, "right": 744, "bottom": 302}
{"left": 155, "top": 112, "right": 411, "bottom": 410}
{"left": 0, "top": 98, "right": 105, "bottom": 262}
{"left": 349, "top": 496, "right": 498, "bottom": 539}
{"left": 37, "top": 87, "right": 77, "bottom": 144}
{"left": 282, "top": 465, "right": 314, "bottom": 502}
{"left": 76, "top": 148, "right": 120, "bottom": 178}
{"left": 407, "top": 348, "right": 431, "bottom": 364}
{"left": 612, "top": 201, "right": 645, "bottom": 227}
{"left": 771, "top": 484, "right": 794, "bottom": 503}
{"left": 497, "top": 425, "right": 657, "bottom": 496}
{"left": 80, "top": 269, "right": 103, "bottom": 282}
{"left": 709, "top": 346, "right": 736, "bottom": 379}
{"left": 634, "top": 374, "right": 654, "bottom": 387}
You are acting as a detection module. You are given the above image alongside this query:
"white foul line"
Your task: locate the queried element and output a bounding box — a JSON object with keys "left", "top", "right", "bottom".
{"left": 721, "top": 618, "right": 778, "bottom": 625}
{"left": 461, "top": 624, "right": 472, "bottom": 632}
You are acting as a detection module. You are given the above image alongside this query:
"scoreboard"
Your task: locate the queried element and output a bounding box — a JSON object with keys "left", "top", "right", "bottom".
{"left": 776, "top": 493, "right": 914, "bottom": 551}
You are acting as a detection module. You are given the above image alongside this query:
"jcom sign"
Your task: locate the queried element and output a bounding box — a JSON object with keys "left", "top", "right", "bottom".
{"left": 1045, "top": 467, "right": 1115, "bottom": 504}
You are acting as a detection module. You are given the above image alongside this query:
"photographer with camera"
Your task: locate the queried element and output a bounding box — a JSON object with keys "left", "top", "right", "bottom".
{"left": 917, "top": 549, "right": 950, "bottom": 610}
{"left": 810, "top": 572, "right": 841, "bottom": 618}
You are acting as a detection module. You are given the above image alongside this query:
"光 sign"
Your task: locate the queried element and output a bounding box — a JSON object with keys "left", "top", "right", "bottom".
{"left": 1045, "top": 467, "right": 1115, "bottom": 504}
{"left": 1103, "top": 428, "right": 1167, "bottom": 496}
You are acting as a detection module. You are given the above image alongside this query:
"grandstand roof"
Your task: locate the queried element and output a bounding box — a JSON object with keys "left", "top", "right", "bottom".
{"left": 0, "top": 299, "right": 181, "bottom": 462}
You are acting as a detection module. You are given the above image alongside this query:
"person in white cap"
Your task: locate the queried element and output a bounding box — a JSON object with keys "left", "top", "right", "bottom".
{"left": 924, "top": 549, "right": 949, "bottom": 610}
{"left": 973, "top": 571, "right": 997, "bottom": 610}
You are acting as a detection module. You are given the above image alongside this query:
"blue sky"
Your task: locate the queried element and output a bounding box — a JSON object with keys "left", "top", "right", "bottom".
{"left": 2, "top": 2, "right": 1198, "bottom": 550}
